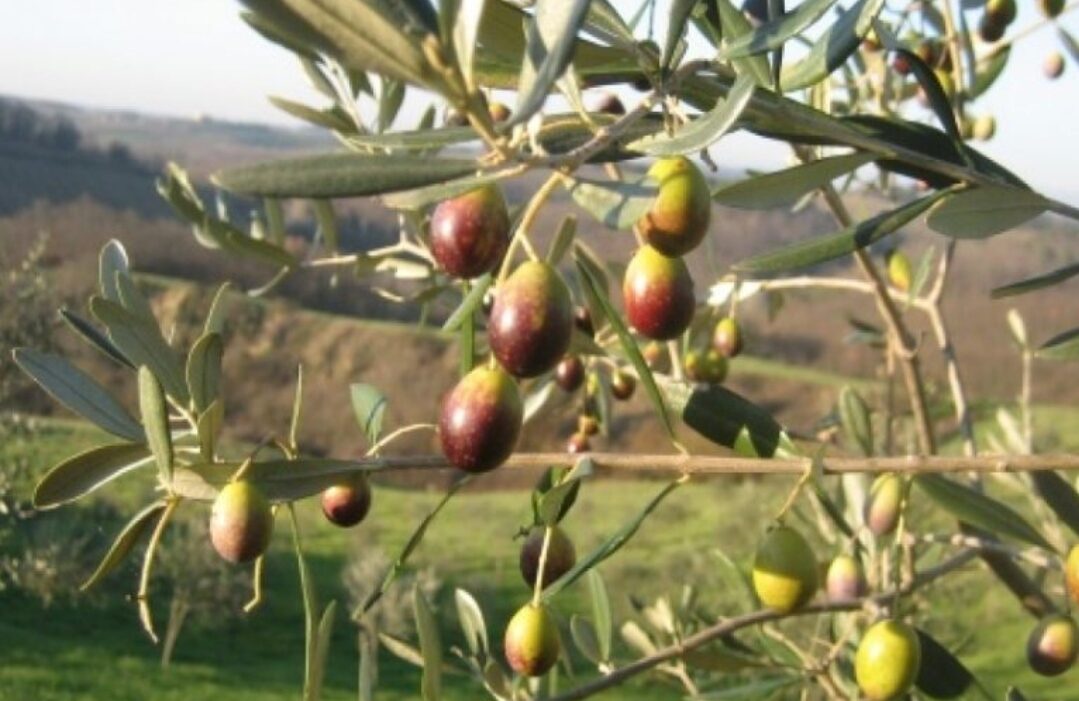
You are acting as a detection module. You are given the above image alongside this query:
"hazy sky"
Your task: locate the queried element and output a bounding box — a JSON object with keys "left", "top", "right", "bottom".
{"left": 1, "top": 1, "right": 1077, "bottom": 199}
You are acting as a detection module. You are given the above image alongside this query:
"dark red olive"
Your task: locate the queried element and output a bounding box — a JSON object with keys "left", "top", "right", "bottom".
{"left": 489, "top": 261, "right": 574, "bottom": 378}
{"left": 439, "top": 366, "right": 523, "bottom": 473}
{"left": 555, "top": 355, "right": 585, "bottom": 392}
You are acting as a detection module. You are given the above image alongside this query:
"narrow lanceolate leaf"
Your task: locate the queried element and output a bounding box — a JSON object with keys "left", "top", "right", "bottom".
{"left": 1030, "top": 471, "right": 1079, "bottom": 539}
{"left": 927, "top": 186, "right": 1050, "bottom": 239}
{"left": 568, "top": 178, "right": 656, "bottom": 231}
{"left": 138, "top": 366, "right": 173, "bottom": 485}
{"left": 413, "top": 585, "right": 442, "bottom": 701}
{"left": 213, "top": 153, "right": 478, "bottom": 199}
{"left": 204, "top": 282, "right": 233, "bottom": 335}
{"left": 269, "top": 96, "right": 354, "bottom": 132}
{"left": 442, "top": 274, "right": 492, "bottom": 332}
{"left": 780, "top": 0, "right": 885, "bottom": 91}
{"left": 970, "top": 45, "right": 1011, "bottom": 99}
{"left": 12, "top": 348, "right": 143, "bottom": 442}
{"left": 512, "top": 0, "right": 593, "bottom": 128}
{"left": 453, "top": 0, "right": 486, "bottom": 88}
{"left": 838, "top": 386, "right": 873, "bottom": 457}
{"left": 454, "top": 588, "right": 488, "bottom": 658}
{"left": 914, "top": 629, "right": 976, "bottom": 699}
{"left": 714, "top": 0, "right": 772, "bottom": 86}
{"left": 663, "top": 0, "right": 698, "bottom": 69}
{"left": 897, "top": 47, "right": 960, "bottom": 140}
{"left": 186, "top": 333, "right": 223, "bottom": 413}
{"left": 628, "top": 74, "right": 755, "bottom": 156}
{"left": 571, "top": 616, "right": 602, "bottom": 664}
{"left": 308, "top": 601, "right": 337, "bottom": 701}
{"left": 90, "top": 297, "right": 189, "bottom": 402}
{"left": 991, "top": 262, "right": 1079, "bottom": 299}
{"left": 546, "top": 215, "right": 577, "bottom": 265}
{"left": 714, "top": 152, "right": 876, "bottom": 209}
{"left": 171, "top": 458, "right": 368, "bottom": 502}
{"left": 350, "top": 383, "right": 387, "bottom": 447}
{"left": 80, "top": 501, "right": 167, "bottom": 591}
{"left": 659, "top": 378, "right": 789, "bottom": 458}
{"left": 587, "top": 570, "right": 612, "bottom": 662}
{"left": 734, "top": 189, "right": 952, "bottom": 276}
{"left": 543, "top": 479, "right": 683, "bottom": 601}
{"left": 1037, "top": 328, "right": 1079, "bottom": 360}
{"left": 537, "top": 478, "right": 582, "bottom": 526}
{"left": 916, "top": 474, "right": 1055, "bottom": 551}
{"left": 99, "top": 239, "right": 130, "bottom": 304}
{"left": 34, "top": 443, "right": 152, "bottom": 509}
{"left": 239, "top": 0, "right": 445, "bottom": 92}
{"left": 722, "top": 0, "right": 839, "bottom": 59}
{"left": 575, "top": 258, "right": 676, "bottom": 442}
{"left": 382, "top": 171, "right": 503, "bottom": 210}
{"left": 59, "top": 308, "right": 134, "bottom": 368}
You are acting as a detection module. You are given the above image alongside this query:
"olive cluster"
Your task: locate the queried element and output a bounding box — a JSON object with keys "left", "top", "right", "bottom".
{"left": 749, "top": 475, "right": 1079, "bottom": 700}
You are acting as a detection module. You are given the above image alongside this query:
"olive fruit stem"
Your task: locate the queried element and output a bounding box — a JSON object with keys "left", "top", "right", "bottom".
{"left": 531, "top": 525, "right": 555, "bottom": 607}
{"left": 496, "top": 173, "right": 561, "bottom": 282}
{"left": 138, "top": 497, "right": 180, "bottom": 644}
{"left": 774, "top": 462, "right": 816, "bottom": 523}
{"left": 544, "top": 551, "right": 978, "bottom": 701}
{"left": 243, "top": 553, "right": 266, "bottom": 614}
{"left": 365, "top": 423, "right": 436, "bottom": 457}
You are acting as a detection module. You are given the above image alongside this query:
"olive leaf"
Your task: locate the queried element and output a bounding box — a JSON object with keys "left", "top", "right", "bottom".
{"left": 80, "top": 501, "right": 167, "bottom": 591}
{"left": 916, "top": 474, "right": 1055, "bottom": 551}
{"left": 12, "top": 348, "right": 144, "bottom": 442}
{"left": 34, "top": 443, "right": 152, "bottom": 509}
{"left": 714, "top": 152, "right": 876, "bottom": 210}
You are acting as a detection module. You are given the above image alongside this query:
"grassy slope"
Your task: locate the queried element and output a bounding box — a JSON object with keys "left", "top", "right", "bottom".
{"left": 2, "top": 419, "right": 1078, "bottom": 700}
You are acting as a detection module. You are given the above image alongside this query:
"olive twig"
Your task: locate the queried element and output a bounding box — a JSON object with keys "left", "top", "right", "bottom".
{"left": 544, "top": 551, "right": 979, "bottom": 701}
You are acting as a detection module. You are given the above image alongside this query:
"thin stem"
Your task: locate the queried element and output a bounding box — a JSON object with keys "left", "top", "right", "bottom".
{"left": 497, "top": 172, "right": 562, "bottom": 282}
{"left": 815, "top": 179, "right": 936, "bottom": 455}
{"left": 545, "top": 551, "right": 978, "bottom": 701}
{"left": 243, "top": 554, "right": 266, "bottom": 614}
{"left": 365, "top": 423, "right": 436, "bottom": 457}
{"left": 532, "top": 526, "right": 554, "bottom": 607}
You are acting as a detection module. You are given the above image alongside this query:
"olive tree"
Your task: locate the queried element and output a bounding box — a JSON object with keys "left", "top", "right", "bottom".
{"left": 12, "top": 0, "right": 1079, "bottom": 699}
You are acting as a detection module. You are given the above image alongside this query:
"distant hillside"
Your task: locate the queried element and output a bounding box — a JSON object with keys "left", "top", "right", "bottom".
{"left": 17, "top": 95, "right": 334, "bottom": 176}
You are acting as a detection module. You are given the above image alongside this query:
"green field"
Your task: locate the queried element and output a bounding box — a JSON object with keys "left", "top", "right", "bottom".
{"left": 2, "top": 419, "right": 1078, "bottom": 701}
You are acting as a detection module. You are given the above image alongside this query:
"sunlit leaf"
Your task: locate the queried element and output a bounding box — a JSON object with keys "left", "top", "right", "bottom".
{"left": 628, "top": 74, "right": 755, "bottom": 156}
{"left": 713, "top": 152, "right": 876, "bottom": 209}
{"left": 992, "top": 261, "right": 1079, "bottom": 299}
{"left": 916, "top": 474, "right": 1055, "bottom": 551}
{"left": 12, "top": 348, "right": 144, "bottom": 442}
{"left": 79, "top": 501, "right": 166, "bottom": 591}
{"left": 927, "top": 186, "right": 1049, "bottom": 239}
{"left": 33, "top": 443, "right": 152, "bottom": 509}
{"left": 734, "top": 189, "right": 953, "bottom": 276}
{"left": 214, "top": 153, "right": 478, "bottom": 199}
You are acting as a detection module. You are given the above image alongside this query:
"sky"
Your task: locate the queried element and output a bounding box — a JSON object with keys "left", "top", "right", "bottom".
{"left": 1, "top": 1, "right": 1077, "bottom": 200}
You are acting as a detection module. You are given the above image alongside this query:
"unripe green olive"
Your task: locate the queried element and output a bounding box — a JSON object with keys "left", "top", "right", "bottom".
{"left": 826, "top": 553, "right": 868, "bottom": 601}
{"left": 886, "top": 250, "right": 912, "bottom": 292}
{"left": 752, "top": 525, "right": 818, "bottom": 613}
{"left": 865, "top": 474, "right": 903, "bottom": 537}
{"left": 855, "top": 620, "right": 922, "bottom": 701}
{"left": 504, "top": 603, "right": 561, "bottom": 677}
{"left": 210, "top": 481, "right": 274, "bottom": 563}
{"left": 635, "top": 156, "right": 712, "bottom": 257}
{"left": 1067, "top": 545, "right": 1079, "bottom": 605}
{"left": 712, "top": 317, "right": 743, "bottom": 358}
